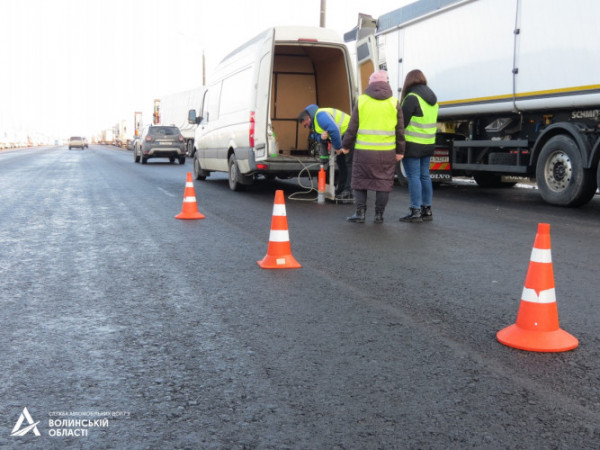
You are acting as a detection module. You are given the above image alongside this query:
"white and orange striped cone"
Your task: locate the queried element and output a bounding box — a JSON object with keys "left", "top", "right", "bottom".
{"left": 257, "top": 190, "right": 301, "bottom": 269}
{"left": 175, "top": 172, "right": 205, "bottom": 220}
{"left": 497, "top": 223, "right": 578, "bottom": 352}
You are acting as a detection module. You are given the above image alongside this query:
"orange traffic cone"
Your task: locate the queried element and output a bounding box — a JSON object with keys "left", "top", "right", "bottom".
{"left": 497, "top": 223, "right": 578, "bottom": 352}
{"left": 257, "top": 190, "right": 301, "bottom": 269}
{"left": 175, "top": 172, "right": 205, "bottom": 220}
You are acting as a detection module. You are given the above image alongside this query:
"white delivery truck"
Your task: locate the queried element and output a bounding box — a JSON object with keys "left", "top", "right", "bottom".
{"left": 349, "top": 0, "right": 600, "bottom": 206}
{"left": 115, "top": 120, "right": 128, "bottom": 148}
{"left": 188, "top": 26, "right": 356, "bottom": 191}
{"left": 159, "top": 87, "right": 205, "bottom": 157}
{"left": 101, "top": 128, "right": 114, "bottom": 146}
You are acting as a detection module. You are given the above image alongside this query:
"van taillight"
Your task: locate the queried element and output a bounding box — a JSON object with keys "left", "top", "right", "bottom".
{"left": 249, "top": 112, "right": 255, "bottom": 148}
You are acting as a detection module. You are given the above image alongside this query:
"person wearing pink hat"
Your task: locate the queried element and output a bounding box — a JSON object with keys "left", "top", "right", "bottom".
{"left": 340, "top": 70, "right": 405, "bottom": 223}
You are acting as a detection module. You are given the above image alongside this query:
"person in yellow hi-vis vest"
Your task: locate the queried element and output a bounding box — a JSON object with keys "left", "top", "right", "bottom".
{"left": 399, "top": 69, "right": 439, "bottom": 223}
{"left": 340, "top": 70, "right": 405, "bottom": 223}
{"left": 298, "top": 105, "right": 353, "bottom": 200}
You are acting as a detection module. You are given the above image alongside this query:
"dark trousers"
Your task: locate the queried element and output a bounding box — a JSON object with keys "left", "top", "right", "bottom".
{"left": 353, "top": 189, "right": 390, "bottom": 213}
{"left": 336, "top": 153, "right": 352, "bottom": 194}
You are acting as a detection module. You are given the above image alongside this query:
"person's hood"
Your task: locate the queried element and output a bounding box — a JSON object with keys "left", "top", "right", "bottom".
{"left": 408, "top": 84, "right": 437, "bottom": 105}
{"left": 305, "top": 104, "right": 319, "bottom": 121}
{"left": 364, "top": 81, "right": 393, "bottom": 100}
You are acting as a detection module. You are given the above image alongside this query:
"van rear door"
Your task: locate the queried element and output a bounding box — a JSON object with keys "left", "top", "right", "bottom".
{"left": 354, "top": 14, "right": 379, "bottom": 94}
{"left": 253, "top": 30, "right": 276, "bottom": 161}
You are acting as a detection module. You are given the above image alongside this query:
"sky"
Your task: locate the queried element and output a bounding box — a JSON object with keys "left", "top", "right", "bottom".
{"left": 0, "top": 0, "right": 410, "bottom": 141}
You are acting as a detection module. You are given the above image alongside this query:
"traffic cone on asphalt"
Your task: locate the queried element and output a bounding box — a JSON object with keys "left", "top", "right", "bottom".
{"left": 175, "top": 172, "right": 205, "bottom": 220}
{"left": 257, "top": 190, "right": 301, "bottom": 269}
{"left": 497, "top": 223, "right": 578, "bottom": 352}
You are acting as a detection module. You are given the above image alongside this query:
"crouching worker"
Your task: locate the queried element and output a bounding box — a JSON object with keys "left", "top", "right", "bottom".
{"left": 298, "top": 104, "right": 353, "bottom": 200}
{"left": 340, "top": 70, "right": 405, "bottom": 223}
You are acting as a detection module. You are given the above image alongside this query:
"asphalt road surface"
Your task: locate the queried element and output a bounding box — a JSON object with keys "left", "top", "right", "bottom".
{"left": 1, "top": 146, "right": 600, "bottom": 449}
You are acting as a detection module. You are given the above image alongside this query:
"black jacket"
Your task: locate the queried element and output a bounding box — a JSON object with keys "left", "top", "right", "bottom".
{"left": 401, "top": 84, "right": 438, "bottom": 158}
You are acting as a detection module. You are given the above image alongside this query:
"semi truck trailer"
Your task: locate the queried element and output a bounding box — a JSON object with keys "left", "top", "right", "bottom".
{"left": 349, "top": 0, "right": 600, "bottom": 206}
{"left": 157, "top": 87, "right": 205, "bottom": 157}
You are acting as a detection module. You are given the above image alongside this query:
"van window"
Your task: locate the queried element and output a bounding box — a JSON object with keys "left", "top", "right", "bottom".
{"left": 219, "top": 68, "right": 252, "bottom": 116}
{"left": 204, "top": 85, "right": 220, "bottom": 122}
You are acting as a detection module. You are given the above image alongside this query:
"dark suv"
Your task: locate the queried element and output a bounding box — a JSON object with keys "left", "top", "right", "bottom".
{"left": 133, "top": 125, "right": 186, "bottom": 164}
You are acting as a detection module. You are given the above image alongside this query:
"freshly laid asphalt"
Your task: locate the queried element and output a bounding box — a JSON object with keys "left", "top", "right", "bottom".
{"left": 1, "top": 146, "right": 599, "bottom": 449}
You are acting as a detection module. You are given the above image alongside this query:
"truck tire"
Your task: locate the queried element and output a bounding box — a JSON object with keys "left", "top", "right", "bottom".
{"left": 536, "top": 135, "right": 596, "bottom": 206}
{"left": 193, "top": 154, "right": 208, "bottom": 180}
{"left": 186, "top": 140, "right": 194, "bottom": 157}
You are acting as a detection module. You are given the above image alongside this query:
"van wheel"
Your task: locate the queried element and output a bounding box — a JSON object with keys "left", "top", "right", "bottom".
{"left": 395, "top": 161, "right": 407, "bottom": 186}
{"left": 193, "top": 154, "right": 207, "bottom": 180}
{"left": 536, "top": 135, "right": 596, "bottom": 206}
{"left": 228, "top": 155, "right": 244, "bottom": 191}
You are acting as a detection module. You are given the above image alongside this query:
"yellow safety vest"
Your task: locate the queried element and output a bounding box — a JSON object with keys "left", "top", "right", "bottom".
{"left": 314, "top": 108, "right": 350, "bottom": 136}
{"left": 355, "top": 95, "right": 398, "bottom": 151}
{"left": 402, "top": 93, "right": 438, "bottom": 145}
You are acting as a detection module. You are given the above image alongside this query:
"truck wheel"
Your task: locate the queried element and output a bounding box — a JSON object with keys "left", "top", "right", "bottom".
{"left": 186, "top": 140, "right": 193, "bottom": 157}
{"left": 228, "top": 155, "right": 243, "bottom": 191}
{"left": 193, "top": 154, "right": 207, "bottom": 180}
{"left": 536, "top": 135, "right": 596, "bottom": 206}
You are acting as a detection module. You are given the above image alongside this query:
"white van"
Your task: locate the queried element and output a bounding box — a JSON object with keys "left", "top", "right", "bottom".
{"left": 188, "top": 26, "right": 356, "bottom": 190}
